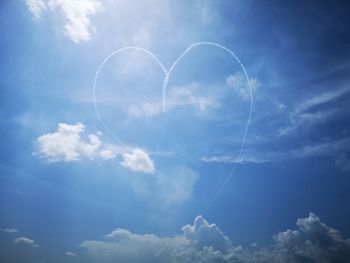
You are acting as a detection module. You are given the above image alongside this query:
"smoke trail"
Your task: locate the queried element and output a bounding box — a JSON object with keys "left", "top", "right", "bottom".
{"left": 93, "top": 43, "right": 253, "bottom": 212}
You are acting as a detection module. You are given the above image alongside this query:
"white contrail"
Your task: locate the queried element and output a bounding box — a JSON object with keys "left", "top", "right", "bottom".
{"left": 93, "top": 47, "right": 176, "bottom": 185}
{"left": 92, "top": 42, "right": 253, "bottom": 212}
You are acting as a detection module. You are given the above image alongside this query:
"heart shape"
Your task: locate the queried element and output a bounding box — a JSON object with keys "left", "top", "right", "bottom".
{"left": 92, "top": 42, "right": 253, "bottom": 211}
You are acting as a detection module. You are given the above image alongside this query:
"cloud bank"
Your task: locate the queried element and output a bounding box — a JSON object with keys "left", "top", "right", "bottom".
{"left": 81, "top": 213, "right": 350, "bottom": 263}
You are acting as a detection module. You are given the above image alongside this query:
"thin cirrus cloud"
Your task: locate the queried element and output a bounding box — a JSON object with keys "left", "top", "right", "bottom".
{"left": 25, "top": 0, "right": 102, "bottom": 43}
{"left": 80, "top": 213, "right": 350, "bottom": 263}
{"left": 13, "top": 237, "right": 39, "bottom": 248}
{"left": 278, "top": 85, "right": 350, "bottom": 136}
{"left": 201, "top": 136, "right": 350, "bottom": 172}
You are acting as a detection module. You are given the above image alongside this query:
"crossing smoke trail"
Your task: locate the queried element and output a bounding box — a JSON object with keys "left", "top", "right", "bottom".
{"left": 92, "top": 42, "right": 253, "bottom": 212}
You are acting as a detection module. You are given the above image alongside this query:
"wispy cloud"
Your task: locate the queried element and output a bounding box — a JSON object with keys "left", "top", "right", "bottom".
{"left": 201, "top": 137, "right": 350, "bottom": 171}
{"left": 278, "top": 108, "right": 338, "bottom": 136}
{"left": 200, "top": 154, "right": 269, "bottom": 164}
{"left": 65, "top": 251, "right": 77, "bottom": 256}
{"left": 0, "top": 228, "right": 18, "bottom": 234}
{"left": 335, "top": 153, "right": 350, "bottom": 172}
{"left": 296, "top": 86, "right": 350, "bottom": 113}
{"left": 127, "top": 82, "right": 219, "bottom": 118}
{"left": 279, "top": 85, "right": 350, "bottom": 136}
{"left": 226, "top": 72, "right": 259, "bottom": 101}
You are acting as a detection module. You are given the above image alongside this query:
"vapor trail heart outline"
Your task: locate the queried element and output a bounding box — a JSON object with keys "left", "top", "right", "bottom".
{"left": 92, "top": 42, "right": 253, "bottom": 212}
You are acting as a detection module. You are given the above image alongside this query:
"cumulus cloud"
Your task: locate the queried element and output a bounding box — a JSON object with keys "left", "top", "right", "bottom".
{"left": 256, "top": 213, "right": 350, "bottom": 263}
{"left": 182, "top": 215, "right": 232, "bottom": 253}
{"left": 25, "top": 0, "right": 102, "bottom": 43}
{"left": 0, "top": 228, "right": 18, "bottom": 233}
{"left": 121, "top": 148, "right": 155, "bottom": 174}
{"left": 37, "top": 123, "right": 102, "bottom": 162}
{"left": 80, "top": 213, "right": 350, "bottom": 263}
{"left": 13, "top": 237, "right": 39, "bottom": 248}
{"left": 65, "top": 251, "right": 77, "bottom": 256}
{"left": 37, "top": 123, "right": 156, "bottom": 173}
{"left": 81, "top": 215, "right": 245, "bottom": 263}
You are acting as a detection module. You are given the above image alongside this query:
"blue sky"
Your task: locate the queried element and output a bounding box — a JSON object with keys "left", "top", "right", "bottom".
{"left": 1, "top": 0, "right": 350, "bottom": 262}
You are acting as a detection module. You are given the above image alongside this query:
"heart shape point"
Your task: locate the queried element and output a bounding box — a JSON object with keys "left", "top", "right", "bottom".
{"left": 92, "top": 42, "right": 253, "bottom": 212}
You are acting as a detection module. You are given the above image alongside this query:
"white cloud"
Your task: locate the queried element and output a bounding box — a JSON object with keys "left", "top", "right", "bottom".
{"left": 99, "top": 149, "right": 118, "bottom": 160}
{"left": 37, "top": 123, "right": 102, "bottom": 162}
{"left": 127, "top": 102, "right": 162, "bottom": 118}
{"left": 81, "top": 213, "right": 350, "bottom": 263}
{"left": 182, "top": 215, "right": 232, "bottom": 253}
{"left": 81, "top": 215, "right": 245, "bottom": 263}
{"left": 121, "top": 148, "right": 155, "bottom": 174}
{"left": 48, "top": 0, "right": 102, "bottom": 43}
{"left": 65, "top": 251, "right": 77, "bottom": 256}
{"left": 25, "top": 0, "right": 102, "bottom": 43}
{"left": 37, "top": 123, "right": 160, "bottom": 174}
{"left": 260, "top": 213, "right": 350, "bottom": 263}
{"left": 25, "top": 0, "right": 47, "bottom": 20}
{"left": 13, "top": 237, "right": 39, "bottom": 248}
{"left": 168, "top": 83, "right": 218, "bottom": 111}
{"left": 127, "top": 83, "right": 218, "bottom": 118}
{"left": 226, "top": 72, "right": 259, "bottom": 101}
{"left": 0, "top": 228, "right": 18, "bottom": 233}
{"left": 37, "top": 123, "right": 128, "bottom": 162}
